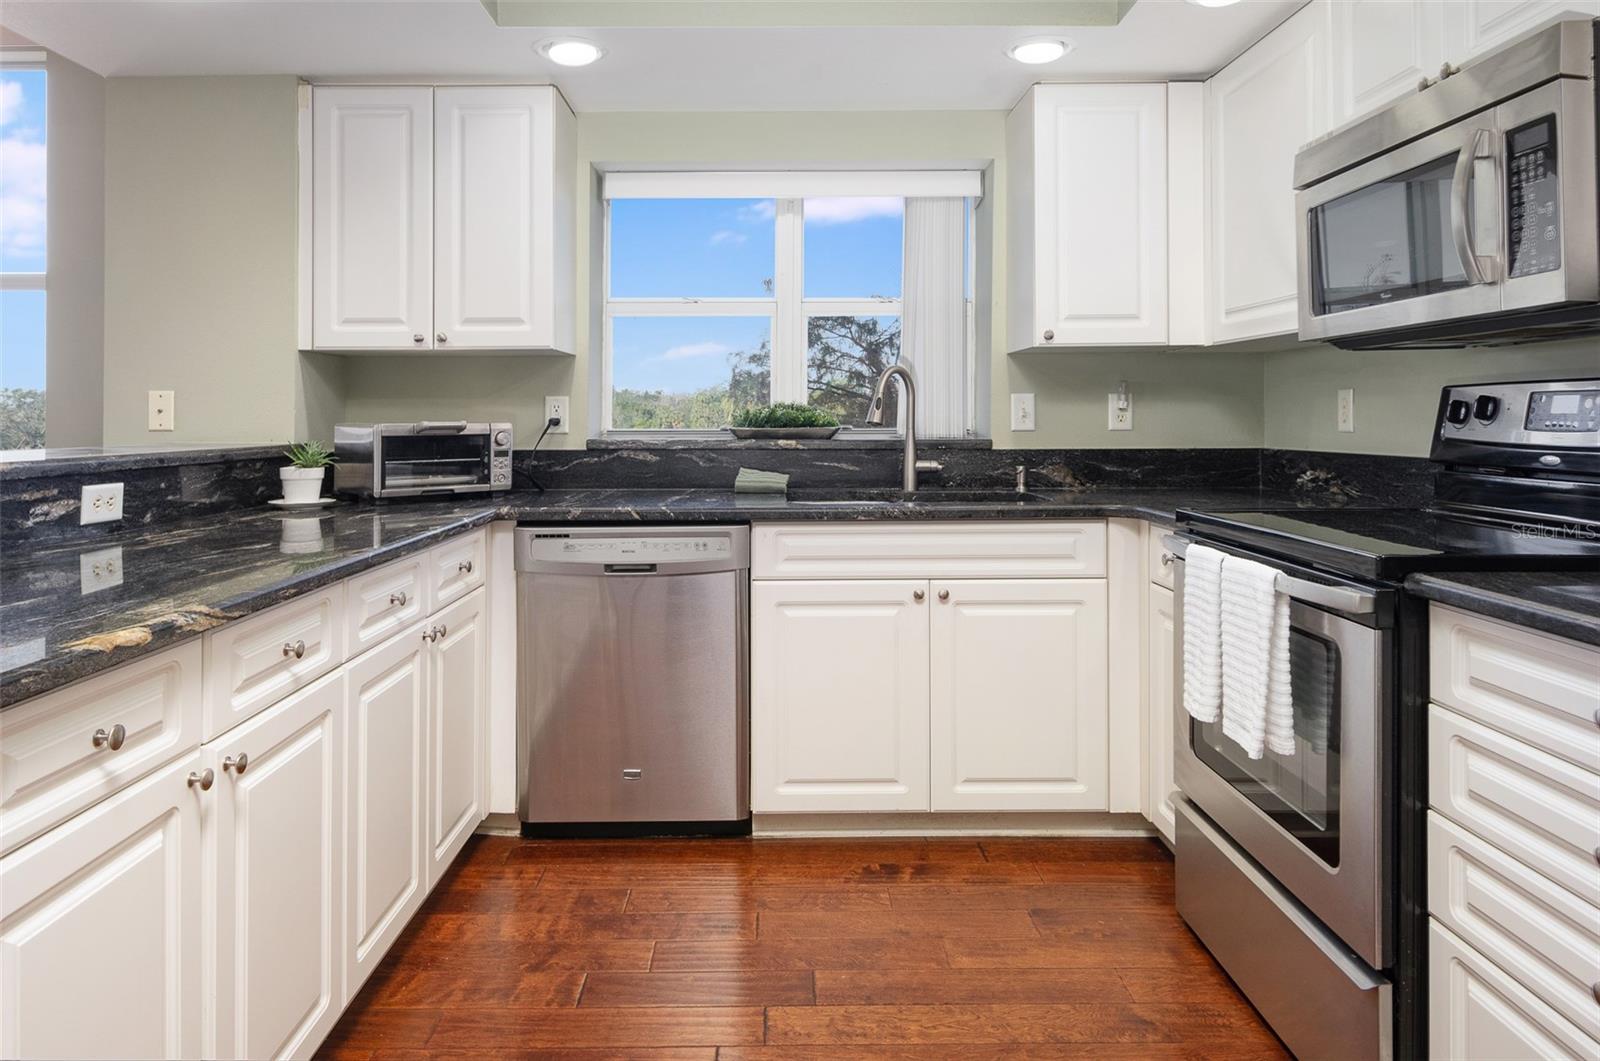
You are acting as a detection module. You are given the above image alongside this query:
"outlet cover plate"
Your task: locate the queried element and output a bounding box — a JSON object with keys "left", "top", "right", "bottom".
{"left": 148, "top": 390, "right": 175, "bottom": 432}
{"left": 1107, "top": 392, "right": 1134, "bottom": 431}
{"left": 80, "top": 546, "right": 124, "bottom": 594}
{"left": 1009, "top": 393, "right": 1036, "bottom": 432}
{"left": 545, "top": 395, "right": 570, "bottom": 434}
{"left": 1337, "top": 388, "right": 1355, "bottom": 433}
{"left": 79, "top": 483, "right": 124, "bottom": 525}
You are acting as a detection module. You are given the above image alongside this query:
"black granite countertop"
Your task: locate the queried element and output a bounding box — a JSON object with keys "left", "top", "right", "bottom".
{"left": 1405, "top": 571, "right": 1600, "bottom": 647}
{"left": 1, "top": 484, "right": 1318, "bottom": 708}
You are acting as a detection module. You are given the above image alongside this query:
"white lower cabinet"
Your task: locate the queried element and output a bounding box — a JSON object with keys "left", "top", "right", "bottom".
{"left": 0, "top": 753, "right": 205, "bottom": 1060}
{"left": 1145, "top": 581, "right": 1177, "bottom": 844}
{"left": 426, "top": 589, "right": 487, "bottom": 887}
{"left": 929, "top": 579, "right": 1108, "bottom": 811}
{"left": 206, "top": 672, "right": 345, "bottom": 1061}
{"left": 751, "top": 580, "right": 930, "bottom": 813}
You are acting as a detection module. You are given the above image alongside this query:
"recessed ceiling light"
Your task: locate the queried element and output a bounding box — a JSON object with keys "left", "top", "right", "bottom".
{"left": 539, "top": 39, "right": 604, "bottom": 67}
{"left": 1007, "top": 38, "right": 1071, "bottom": 65}
{"left": 1185, "top": 0, "right": 1243, "bottom": 7}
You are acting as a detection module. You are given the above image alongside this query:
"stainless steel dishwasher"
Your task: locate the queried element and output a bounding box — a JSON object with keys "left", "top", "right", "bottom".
{"left": 514, "top": 525, "right": 750, "bottom": 835}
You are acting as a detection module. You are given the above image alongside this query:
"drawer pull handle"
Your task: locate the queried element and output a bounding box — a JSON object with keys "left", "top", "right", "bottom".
{"left": 223, "top": 753, "right": 249, "bottom": 775}
{"left": 187, "top": 768, "right": 215, "bottom": 791}
{"left": 422, "top": 629, "right": 437, "bottom": 644}
{"left": 937, "top": 589, "right": 950, "bottom": 602}
{"left": 92, "top": 724, "right": 127, "bottom": 751}
{"left": 389, "top": 591, "right": 408, "bottom": 607}
{"left": 432, "top": 624, "right": 448, "bottom": 640}
{"left": 913, "top": 589, "right": 925, "bottom": 602}
{"left": 458, "top": 559, "right": 474, "bottom": 574}
{"left": 282, "top": 639, "right": 306, "bottom": 660}
{"left": 1161, "top": 553, "right": 1175, "bottom": 567}
{"left": 1594, "top": 982, "right": 1600, "bottom": 1006}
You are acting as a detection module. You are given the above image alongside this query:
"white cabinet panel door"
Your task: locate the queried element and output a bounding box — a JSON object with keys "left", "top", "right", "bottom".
{"left": 1446, "top": 0, "right": 1600, "bottom": 62}
{"left": 0, "top": 753, "right": 204, "bottom": 1060}
{"left": 312, "top": 87, "right": 433, "bottom": 350}
{"left": 1207, "top": 2, "right": 1329, "bottom": 342}
{"left": 752, "top": 580, "right": 930, "bottom": 813}
{"left": 208, "top": 673, "right": 344, "bottom": 1061}
{"left": 426, "top": 589, "right": 486, "bottom": 888}
{"left": 1031, "top": 84, "right": 1168, "bottom": 346}
{"left": 344, "top": 623, "right": 428, "bottom": 995}
{"left": 434, "top": 87, "right": 551, "bottom": 350}
{"left": 1330, "top": 0, "right": 1448, "bottom": 126}
{"left": 1146, "top": 582, "right": 1177, "bottom": 843}
{"left": 929, "top": 579, "right": 1108, "bottom": 811}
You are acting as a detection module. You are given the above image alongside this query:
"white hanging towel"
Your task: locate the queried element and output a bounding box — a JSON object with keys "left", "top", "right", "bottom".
{"left": 1181, "top": 543, "right": 1225, "bottom": 723}
{"left": 1219, "top": 554, "right": 1296, "bottom": 759}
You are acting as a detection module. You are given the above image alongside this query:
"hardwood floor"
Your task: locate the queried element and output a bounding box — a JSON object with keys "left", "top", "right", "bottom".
{"left": 318, "top": 834, "right": 1288, "bottom": 1060}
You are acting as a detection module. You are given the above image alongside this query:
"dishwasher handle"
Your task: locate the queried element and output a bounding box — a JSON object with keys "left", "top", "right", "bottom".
{"left": 604, "top": 563, "right": 658, "bottom": 574}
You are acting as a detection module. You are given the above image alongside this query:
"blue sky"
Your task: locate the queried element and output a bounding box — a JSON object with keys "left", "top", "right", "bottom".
{"left": 0, "top": 69, "right": 46, "bottom": 391}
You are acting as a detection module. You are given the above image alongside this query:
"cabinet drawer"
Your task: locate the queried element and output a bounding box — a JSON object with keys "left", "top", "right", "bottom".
{"left": 1430, "top": 704, "right": 1600, "bottom": 907}
{"left": 752, "top": 522, "right": 1106, "bottom": 580}
{"left": 0, "top": 640, "right": 202, "bottom": 857}
{"left": 429, "top": 529, "right": 486, "bottom": 608}
{"left": 203, "top": 586, "right": 346, "bottom": 741}
{"left": 1148, "top": 528, "right": 1176, "bottom": 590}
{"left": 1430, "top": 920, "right": 1600, "bottom": 1061}
{"left": 1429, "top": 604, "right": 1600, "bottom": 774}
{"left": 1429, "top": 812, "right": 1600, "bottom": 1041}
{"left": 346, "top": 554, "right": 429, "bottom": 656}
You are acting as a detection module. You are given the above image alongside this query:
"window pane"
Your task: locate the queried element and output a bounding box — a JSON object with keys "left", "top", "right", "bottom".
{"left": 0, "top": 289, "right": 45, "bottom": 449}
{"left": 804, "top": 197, "right": 902, "bottom": 298}
{"left": 612, "top": 316, "right": 771, "bottom": 429}
{"left": 1, "top": 69, "right": 47, "bottom": 273}
{"left": 807, "top": 315, "right": 900, "bottom": 428}
{"left": 610, "top": 199, "right": 775, "bottom": 298}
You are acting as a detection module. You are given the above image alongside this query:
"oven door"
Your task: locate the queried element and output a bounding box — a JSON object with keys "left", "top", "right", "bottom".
{"left": 1173, "top": 547, "right": 1392, "bottom": 969}
{"left": 377, "top": 422, "right": 494, "bottom": 495}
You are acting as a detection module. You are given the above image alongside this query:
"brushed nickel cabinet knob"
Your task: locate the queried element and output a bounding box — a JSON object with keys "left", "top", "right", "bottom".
{"left": 413, "top": 334, "right": 425, "bottom": 344}
{"left": 458, "top": 559, "right": 473, "bottom": 574}
{"left": 389, "top": 591, "right": 408, "bottom": 607}
{"left": 223, "top": 753, "right": 249, "bottom": 775}
{"left": 1042, "top": 329, "right": 1054, "bottom": 342}
{"left": 913, "top": 589, "right": 926, "bottom": 602}
{"left": 938, "top": 589, "right": 950, "bottom": 602}
{"left": 282, "top": 639, "right": 306, "bottom": 660}
{"left": 187, "top": 768, "right": 215, "bottom": 791}
{"left": 432, "top": 624, "right": 448, "bottom": 640}
{"left": 92, "top": 724, "right": 127, "bottom": 751}
{"left": 436, "top": 333, "right": 448, "bottom": 344}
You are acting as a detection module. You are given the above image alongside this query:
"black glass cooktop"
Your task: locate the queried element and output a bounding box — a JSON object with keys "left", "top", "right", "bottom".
{"left": 1179, "top": 507, "right": 1600, "bottom": 581}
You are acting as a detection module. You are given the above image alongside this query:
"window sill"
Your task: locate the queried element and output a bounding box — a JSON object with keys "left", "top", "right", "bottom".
{"left": 589, "top": 434, "right": 992, "bottom": 451}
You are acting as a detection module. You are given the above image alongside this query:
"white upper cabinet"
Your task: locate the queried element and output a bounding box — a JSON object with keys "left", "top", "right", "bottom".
{"left": 312, "top": 87, "right": 434, "bottom": 350}
{"left": 1007, "top": 83, "right": 1170, "bottom": 349}
{"left": 1329, "top": 0, "right": 1448, "bottom": 127}
{"left": 1445, "top": 0, "right": 1600, "bottom": 62}
{"left": 1206, "top": 2, "right": 1330, "bottom": 343}
{"left": 308, "top": 85, "right": 575, "bottom": 353}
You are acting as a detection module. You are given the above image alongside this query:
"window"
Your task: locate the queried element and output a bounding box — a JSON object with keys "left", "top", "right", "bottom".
{"left": 602, "top": 173, "right": 976, "bottom": 436}
{"left": 0, "top": 58, "right": 46, "bottom": 450}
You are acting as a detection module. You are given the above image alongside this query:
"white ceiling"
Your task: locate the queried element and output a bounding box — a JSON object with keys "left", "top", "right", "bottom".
{"left": 1, "top": 0, "right": 1306, "bottom": 111}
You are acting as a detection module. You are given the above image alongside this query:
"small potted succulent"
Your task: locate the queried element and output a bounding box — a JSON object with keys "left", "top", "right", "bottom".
{"left": 729, "top": 403, "right": 841, "bottom": 440}
{"left": 280, "top": 441, "right": 336, "bottom": 504}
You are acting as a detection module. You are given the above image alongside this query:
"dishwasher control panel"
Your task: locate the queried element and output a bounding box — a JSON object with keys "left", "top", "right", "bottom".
{"left": 518, "top": 527, "right": 748, "bottom": 573}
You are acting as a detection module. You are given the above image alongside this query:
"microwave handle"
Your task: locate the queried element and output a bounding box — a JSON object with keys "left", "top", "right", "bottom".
{"left": 1451, "top": 128, "right": 1499, "bottom": 286}
{"left": 412, "top": 421, "right": 469, "bottom": 434}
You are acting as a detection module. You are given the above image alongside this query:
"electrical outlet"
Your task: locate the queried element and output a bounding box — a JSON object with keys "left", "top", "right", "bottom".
{"left": 545, "top": 395, "right": 570, "bottom": 434}
{"left": 1108, "top": 391, "right": 1134, "bottom": 431}
{"left": 1009, "top": 393, "right": 1036, "bottom": 432}
{"left": 148, "top": 390, "right": 175, "bottom": 431}
{"left": 1337, "top": 388, "right": 1355, "bottom": 433}
{"left": 79, "top": 483, "right": 125, "bottom": 525}
{"left": 79, "top": 546, "right": 124, "bottom": 594}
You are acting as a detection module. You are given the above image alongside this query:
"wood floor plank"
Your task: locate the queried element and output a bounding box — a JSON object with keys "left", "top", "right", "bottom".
{"left": 406, "top": 910, "right": 755, "bottom": 943}
{"left": 1028, "top": 906, "right": 1192, "bottom": 943}
{"left": 650, "top": 938, "right": 951, "bottom": 972}
{"left": 945, "top": 935, "right": 1211, "bottom": 969}
{"left": 510, "top": 838, "right": 987, "bottom": 865}
{"left": 360, "top": 969, "right": 584, "bottom": 1008}
{"left": 765, "top": 1003, "right": 1175, "bottom": 1045}
{"left": 842, "top": 861, "right": 1046, "bottom": 885}
{"left": 578, "top": 970, "right": 815, "bottom": 1007}
{"left": 886, "top": 882, "right": 1174, "bottom": 912}
{"left": 625, "top": 885, "right": 893, "bottom": 913}
{"left": 1115, "top": 964, "right": 1245, "bottom": 1004}
{"left": 979, "top": 838, "right": 1172, "bottom": 863}
{"left": 371, "top": 1051, "right": 715, "bottom": 1061}
{"left": 422, "top": 885, "right": 630, "bottom": 916}
{"left": 1032, "top": 860, "right": 1176, "bottom": 884}
{"left": 425, "top": 1007, "right": 764, "bottom": 1049}
{"left": 717, "top": 1046, "right": 1283, "bottom": 1060}
{"left": 381, "top": 938, "right": 657, "bottom": 972}
{"left": 759, "top": 909, "right": 1039, "bottom": 939}
{"left": 813, "top": 968, "right": 1135, "bottom": 1005}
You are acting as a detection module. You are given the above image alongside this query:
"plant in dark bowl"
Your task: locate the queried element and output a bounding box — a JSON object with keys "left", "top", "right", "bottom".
{"left": 730, "top": 404, "right": 841, "bottom": 438}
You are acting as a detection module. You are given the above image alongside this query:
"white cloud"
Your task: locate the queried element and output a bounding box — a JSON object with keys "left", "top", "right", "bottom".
{"left": 804, "top": 196, "right": 904, "bottom": 226}
{"left": 708, "top": 229, "right": 746, "bottom": 246}
{"left": 0, "top": 135, "right": 46, "bottom": 264}
{"left": 657, "top": 341, "right": 732, "bottom": 362}
{"left": 0, "top": 82, "right": 22, "bottom": 128}
{"left": 736, "top": 200, "right": 776, "bottom": 224}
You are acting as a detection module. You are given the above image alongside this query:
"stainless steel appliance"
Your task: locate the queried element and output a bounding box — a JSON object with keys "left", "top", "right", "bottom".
{"left": 514, "top": 525, "right": 750, "bottom": 835}
{"left": 1295, "top": 17, "right": 1600, "bottom": 348}
{"left": 1170, "top": 377, "right": 1600, "bottom": 1060}
{"left": 333, "top": 421, "right": 512, "bottom": 498}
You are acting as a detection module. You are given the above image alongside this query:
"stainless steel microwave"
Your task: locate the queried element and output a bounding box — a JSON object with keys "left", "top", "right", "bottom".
{"left": 1294, "top": 17, "right": 1599, "bottom": 349}
{"left": 333, "top": 422, "right": 512, "bottom": 498}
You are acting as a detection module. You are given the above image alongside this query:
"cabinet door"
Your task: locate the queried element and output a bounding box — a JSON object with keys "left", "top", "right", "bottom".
{"left": 1330, "top": 0, "right": 1447, "bottom": 126}
{"left": 1032, "top": 84, "right": 1169, "bottom": 346}
{"left": 929, "top": 579, "right": 1108, "bottom": 811}
{"left": 1207, "top": 2, "right": 1329, "bottom": 342}
{"left": 1445, "top": 0, "right": 1600, "bottom": 62}
{"left": 1146, "top": 582, "right": 1177, "bottom": 843}
{"left": 0, "top": 753, "right": 204, "bottom": 1060}
{"left": 434, "top": 87, "right": 554, "bottom": 350}
{"left": 208, "top": 673, "right": 344, "bottom": 1061}
{"left": 312, "top": 86, "right": 433, "bottom": 350}
{"left": 751, "top": 580, "right": 929, "bottom": 813}
{"left": 344, "top": 622, "right": 428, "bottom": 995}
{"left": 426, "top": 589, "right": 486, "bottom": 888}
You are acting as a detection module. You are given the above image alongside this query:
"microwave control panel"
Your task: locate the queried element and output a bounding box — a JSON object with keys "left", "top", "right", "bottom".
{"left": 1506, "top": 116, "right": 1561, "bottom": 279}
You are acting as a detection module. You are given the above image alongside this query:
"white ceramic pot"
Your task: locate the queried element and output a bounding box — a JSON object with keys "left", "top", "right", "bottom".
{"left": 280, "top": 465, "right": 326, "bottom": 504}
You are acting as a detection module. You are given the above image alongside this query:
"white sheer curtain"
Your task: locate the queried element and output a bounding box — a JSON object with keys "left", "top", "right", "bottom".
{"left": 899, "top": 197, "right": 967, "bottom": 438}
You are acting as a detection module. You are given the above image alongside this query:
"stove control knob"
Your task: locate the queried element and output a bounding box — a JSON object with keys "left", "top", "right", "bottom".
{"left": 1473, "top": 395, "right": 1500, "bottom": 423}
{"left": 1446, "top": 399, "right": 1472, "bottom": 426}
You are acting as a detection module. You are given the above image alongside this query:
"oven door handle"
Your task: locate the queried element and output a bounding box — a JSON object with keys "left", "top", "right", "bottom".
{"left": 1162, "top": 535, "right": 1378, "bottom": 616}
{"left": 1450, "top": 128, "right": 1498, "bottom": 287}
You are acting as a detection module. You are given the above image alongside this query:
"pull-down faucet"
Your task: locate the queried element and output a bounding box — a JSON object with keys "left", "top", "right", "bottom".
{"left": 865, "top": 363, "right": 943, "bottom": 492}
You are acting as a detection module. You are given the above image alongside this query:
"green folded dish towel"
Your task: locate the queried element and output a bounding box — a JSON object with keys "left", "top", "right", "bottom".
{"left": 735, "top": 467, "right": 789, "bottom": 494}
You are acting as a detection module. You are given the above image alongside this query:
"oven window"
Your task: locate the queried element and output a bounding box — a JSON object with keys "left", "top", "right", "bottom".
{"left": 382, "top": 434, "right": 489, "bottom": 489}
{"left": 1191, "top": 627, "right": 1342, "bottom": 867}
{"left": 1308, "top": 152, "right": 1470, "bottom": 315}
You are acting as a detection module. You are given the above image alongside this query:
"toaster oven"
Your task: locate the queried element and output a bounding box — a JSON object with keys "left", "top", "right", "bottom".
{"left": 333, "top": 422, "right": 513, "bottom": 498}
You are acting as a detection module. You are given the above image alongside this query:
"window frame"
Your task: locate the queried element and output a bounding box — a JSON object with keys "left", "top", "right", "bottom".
{"left": 0, "top": 51, "right": 47, "bottom": 298}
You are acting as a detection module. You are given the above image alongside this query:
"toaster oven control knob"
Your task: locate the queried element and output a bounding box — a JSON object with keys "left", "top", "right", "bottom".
{"left": 1446, "top": 399, "right": 1472, "bottom": 426}
{"left": 494, "top": 430, "right": 511, "bottom": 447}
{"left": 1473, "top": 395, "right": 1500, "bottom": 423}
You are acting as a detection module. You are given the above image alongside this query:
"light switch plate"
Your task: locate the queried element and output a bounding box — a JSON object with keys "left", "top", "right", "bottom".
{"left": 80, "top": 546, "right": 124, "bottom": 594}
{"left": 1107, "top": 392, "right": 1134, "bottom": 431}
{"left": 545, "top": 395, "right": 570, "bottom": 434}
{"left": 80, "top": 483, "right": 124, "bottom": 525}
{"left": 1337, "top": 388, "right": 1355, "bottom": 433}
{"left": 1009, "top": 393, "right": 1036, "bottom": 432}
{"left": 148, "top": 390, "right": 175, "bottom": 431}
